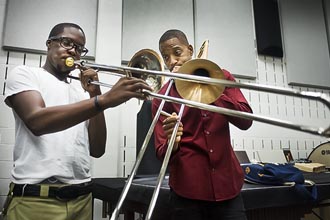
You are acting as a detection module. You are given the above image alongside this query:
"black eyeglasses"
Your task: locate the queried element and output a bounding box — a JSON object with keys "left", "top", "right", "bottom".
{"left": 48, "top": 37, "right": 89, "bottom": 57}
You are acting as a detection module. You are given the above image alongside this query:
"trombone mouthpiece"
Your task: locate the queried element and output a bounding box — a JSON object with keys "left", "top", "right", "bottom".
{"left": 65, "top": 57, "right": 75, "bottom": 67}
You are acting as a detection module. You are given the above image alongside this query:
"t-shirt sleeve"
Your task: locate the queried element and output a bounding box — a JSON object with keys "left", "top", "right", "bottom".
{"left": 4, "top": 65, "right": 40, "bottom": 103}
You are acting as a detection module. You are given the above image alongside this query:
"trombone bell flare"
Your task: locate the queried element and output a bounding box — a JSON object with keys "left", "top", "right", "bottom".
{"left": 128, "top": 49, "right": 165, "bottom": 92}
{"left": 176, "top": 59, "right": 225, "bottom": 104}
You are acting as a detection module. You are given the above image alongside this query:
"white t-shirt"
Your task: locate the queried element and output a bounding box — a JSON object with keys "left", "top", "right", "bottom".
{"left": 5, "top": 65, "right": 91, "bottom": 184}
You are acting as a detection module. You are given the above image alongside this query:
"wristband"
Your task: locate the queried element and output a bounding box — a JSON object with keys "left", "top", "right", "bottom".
{"left": 94, "top": 95, "right": 103, "bottom": 112}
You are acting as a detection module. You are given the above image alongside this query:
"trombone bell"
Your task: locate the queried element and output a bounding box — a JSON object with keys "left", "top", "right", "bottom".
{"left": 174, "top": 40, "right": 225, "bottom": 104}
{"left": 176, "top": 59, "right": 225, "bottom": 104}
{"left": 128, "top": 49, "right": 164, "bottom": 92}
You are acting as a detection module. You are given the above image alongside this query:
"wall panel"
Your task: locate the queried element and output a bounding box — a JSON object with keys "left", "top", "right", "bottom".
{"left": 194, "top": 0, "right": 257, "bottom": 79}
{"left": 280, "top": 0, "right": 330, "bottom": 89}
{"left": 3, "top": 0, "right": 97, "bottom": 58}
{"left": 122, "top": 0, "right": 194, "bottom": 61}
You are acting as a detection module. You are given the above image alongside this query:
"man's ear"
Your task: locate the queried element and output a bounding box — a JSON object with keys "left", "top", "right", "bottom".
{"left": 188, "top": 44, "right": 194, "bottom": 56}
{"left": 46, "top": 40, "right": 51, "bottom": 48}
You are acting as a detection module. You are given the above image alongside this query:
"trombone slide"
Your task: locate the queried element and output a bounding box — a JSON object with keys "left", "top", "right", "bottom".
{"left": 67, "top": 58, "right": 330, "bottom": 137}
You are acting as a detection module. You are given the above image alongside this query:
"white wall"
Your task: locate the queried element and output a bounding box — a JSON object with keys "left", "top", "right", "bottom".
{"left": 0, "top": 0, "right": 330, "bottom": 219}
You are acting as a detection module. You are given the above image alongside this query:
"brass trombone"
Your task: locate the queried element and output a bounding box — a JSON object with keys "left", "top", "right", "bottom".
{"left": 66, "top": 57, "right": 330, "bottom": 137}
{"left": 66, "top": 48, "right": 330, "bottom": 220}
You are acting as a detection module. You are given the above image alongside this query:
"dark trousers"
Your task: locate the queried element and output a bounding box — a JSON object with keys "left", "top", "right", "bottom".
{"left": 169, "top": 191, "right": 247, "bottom": 220}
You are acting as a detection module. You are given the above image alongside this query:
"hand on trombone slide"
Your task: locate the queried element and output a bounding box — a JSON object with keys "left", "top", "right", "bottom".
{"left": 161, "top": 111, "right": 184, "bottom": 152}
{"left": 79, "top": 68, "right": 101, "bottom": 95}
{"left": 105, "top": 77, "right": 152, "bottom": 107}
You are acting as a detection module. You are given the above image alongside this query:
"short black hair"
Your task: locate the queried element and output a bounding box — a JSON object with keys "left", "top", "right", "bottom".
{"left": 48, "top": 23, "right": 85, "bottom": 39}
{"left": 159, "top": 29, "right": 189, "bottom": 46}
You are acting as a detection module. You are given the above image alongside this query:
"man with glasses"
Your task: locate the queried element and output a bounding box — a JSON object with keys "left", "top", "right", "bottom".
{"left": 47, "top": 36, "right": 89, "bottom": 57}
{"left": 2, "top": 23, "right": 152, "bottom": 220}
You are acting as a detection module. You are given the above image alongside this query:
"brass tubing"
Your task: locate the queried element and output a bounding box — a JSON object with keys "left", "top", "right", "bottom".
{"left": 74, "top": 60, "right": 330, "bottom": 111}
{"left": 67, "top": 64, "right": 330, "bottom": 137}
{"left": 143, "top": 89, "right": 330, "bottom": 137}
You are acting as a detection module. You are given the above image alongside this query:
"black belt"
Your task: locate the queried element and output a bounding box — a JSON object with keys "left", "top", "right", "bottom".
{"left": 12, "top": 181, "right": 93, "bottom": 201}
